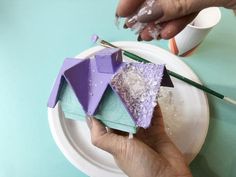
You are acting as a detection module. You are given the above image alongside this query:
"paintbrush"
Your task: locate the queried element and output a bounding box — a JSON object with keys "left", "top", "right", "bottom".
{"left": 91, "top": 35, "right": 236, "bottom": 105}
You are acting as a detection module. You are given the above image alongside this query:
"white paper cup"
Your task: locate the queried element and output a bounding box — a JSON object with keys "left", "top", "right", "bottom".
{"left": 169, "top": 7, "right": 221, "bottom": 57}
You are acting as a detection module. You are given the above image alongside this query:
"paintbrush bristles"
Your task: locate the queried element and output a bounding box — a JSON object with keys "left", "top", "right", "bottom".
{"left": 94, "top": 36, "right": 114, "bottom": 49}
{"left": 93, "top": 35, "right": 120, "bottom": 49}
{"left": 99, "top": 42, "right": 113, "bottom": 49}
{"left": 100, "top": 40, "right": 118, "bottom": 49}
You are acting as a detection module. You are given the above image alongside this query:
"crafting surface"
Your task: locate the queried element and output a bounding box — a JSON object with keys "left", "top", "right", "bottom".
{"left": 0, "top": 1, "right": 236, "bottom": 177}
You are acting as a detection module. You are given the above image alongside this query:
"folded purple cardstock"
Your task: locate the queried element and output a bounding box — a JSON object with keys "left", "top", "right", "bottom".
{"left": 47, "top": 58, "right": 83, "bottom": 108}
{"left": 48, "top": 48, "right": 173, "bottom": 129}
{"left": 110, "top": 63, "right": 169, "bottom": 128}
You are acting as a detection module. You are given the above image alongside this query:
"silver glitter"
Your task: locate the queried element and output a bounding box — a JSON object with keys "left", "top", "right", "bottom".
{"left": 147, "top": 25, "right": 161, "bottom": 39}
{"left": 110, "top": 63, "right": 164, "bottom": 128}
{"left": 137, "top": 0, "right": 155, "bottom": 17}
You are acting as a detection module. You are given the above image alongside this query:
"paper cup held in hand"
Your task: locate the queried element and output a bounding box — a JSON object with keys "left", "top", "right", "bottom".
{"left": 169, "top": 7, "right": 221, "bottom": 57}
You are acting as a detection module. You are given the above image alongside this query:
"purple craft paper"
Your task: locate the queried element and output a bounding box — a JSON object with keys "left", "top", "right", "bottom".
{"left": 64, "top": 49, "right": 123, "bottom": 115}
{"left": 64, "top": 59, "right": 112, "bottom": 115}
{"left": 47, "top": 58, "right": 83, "bottom": 108}
{"left": 95, "top": 48, "right": 122, "bottom": 74}
{"left": 110, "top": 63, "right": 167, "bottom": 128}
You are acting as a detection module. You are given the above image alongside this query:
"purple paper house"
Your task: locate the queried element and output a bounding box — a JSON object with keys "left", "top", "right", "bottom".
{"left": 48, "top": 48, "right": 173, "bottom": 131}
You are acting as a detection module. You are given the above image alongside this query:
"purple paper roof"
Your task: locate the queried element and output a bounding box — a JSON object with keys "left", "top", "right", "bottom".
{"left": 47, "top": 58, "right": 83, "bottom": 108}
{"left": 110, "top": 63, "right": 166, "bottom": 128}
{"left": 47, "top": 48, "right": 173, "bottom": 128}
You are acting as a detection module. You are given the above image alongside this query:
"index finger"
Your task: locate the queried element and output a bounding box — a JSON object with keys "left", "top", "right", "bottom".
{"left": 116, "top": 0, "right": 145, "bottom": 17}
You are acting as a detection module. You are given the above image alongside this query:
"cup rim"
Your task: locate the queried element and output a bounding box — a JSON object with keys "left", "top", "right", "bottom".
{"left": 187, "top": 7, "right": 221, "bottom": 30}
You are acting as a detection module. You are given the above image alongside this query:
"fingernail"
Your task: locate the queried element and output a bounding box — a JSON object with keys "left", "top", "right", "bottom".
{"left": 137, "top": 1, "right": 164, "bottom": 23}
{"left": 86, "top": 116, "right": 92, "bottom": 130}
{"left": 137, "top": 35, "right": 143, "bottom": 41}
{"left": 123, "top": 23, "right": 128, "bottom": 29}
{"left": 156, "top": 35, "right": 161, "bottom": 40}
{"left": 115, "top": 13, "right": 119, "bottom": 18}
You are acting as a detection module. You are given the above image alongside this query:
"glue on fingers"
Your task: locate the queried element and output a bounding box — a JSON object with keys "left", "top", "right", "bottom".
{"left": 124, "top": 15, "right": 161, "bottom": 40}
{"left": 139, "top": 23, "right": 162, "bottom": 41}
{"left": 125, "top": 16, "right": 147, "bottom": 35}
{"left": 126, "top": 15, "right": 138, "bottom": 27}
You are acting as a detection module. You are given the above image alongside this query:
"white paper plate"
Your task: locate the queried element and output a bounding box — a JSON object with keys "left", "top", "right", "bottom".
{"left": 48, "top": 41, "right": 209, "bottom": 177}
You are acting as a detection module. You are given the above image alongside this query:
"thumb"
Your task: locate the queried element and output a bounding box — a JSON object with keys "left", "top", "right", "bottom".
{"left": 136, "top": 0, "right": 222, "bottom": 23}
{"left": 86, "top": 117, "right": 126, "bottom": 155}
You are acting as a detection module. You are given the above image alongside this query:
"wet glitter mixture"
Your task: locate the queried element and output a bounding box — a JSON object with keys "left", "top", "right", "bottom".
{"left": 111, "top": 63, "right": 164, "bottom": 128}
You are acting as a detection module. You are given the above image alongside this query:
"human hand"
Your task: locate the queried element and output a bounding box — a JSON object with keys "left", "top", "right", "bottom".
{"left": 86, "top": 106, "right": 192, "bottom": 177}
{"left": 116, "top": 0, "right": 236, "bottom": 40}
